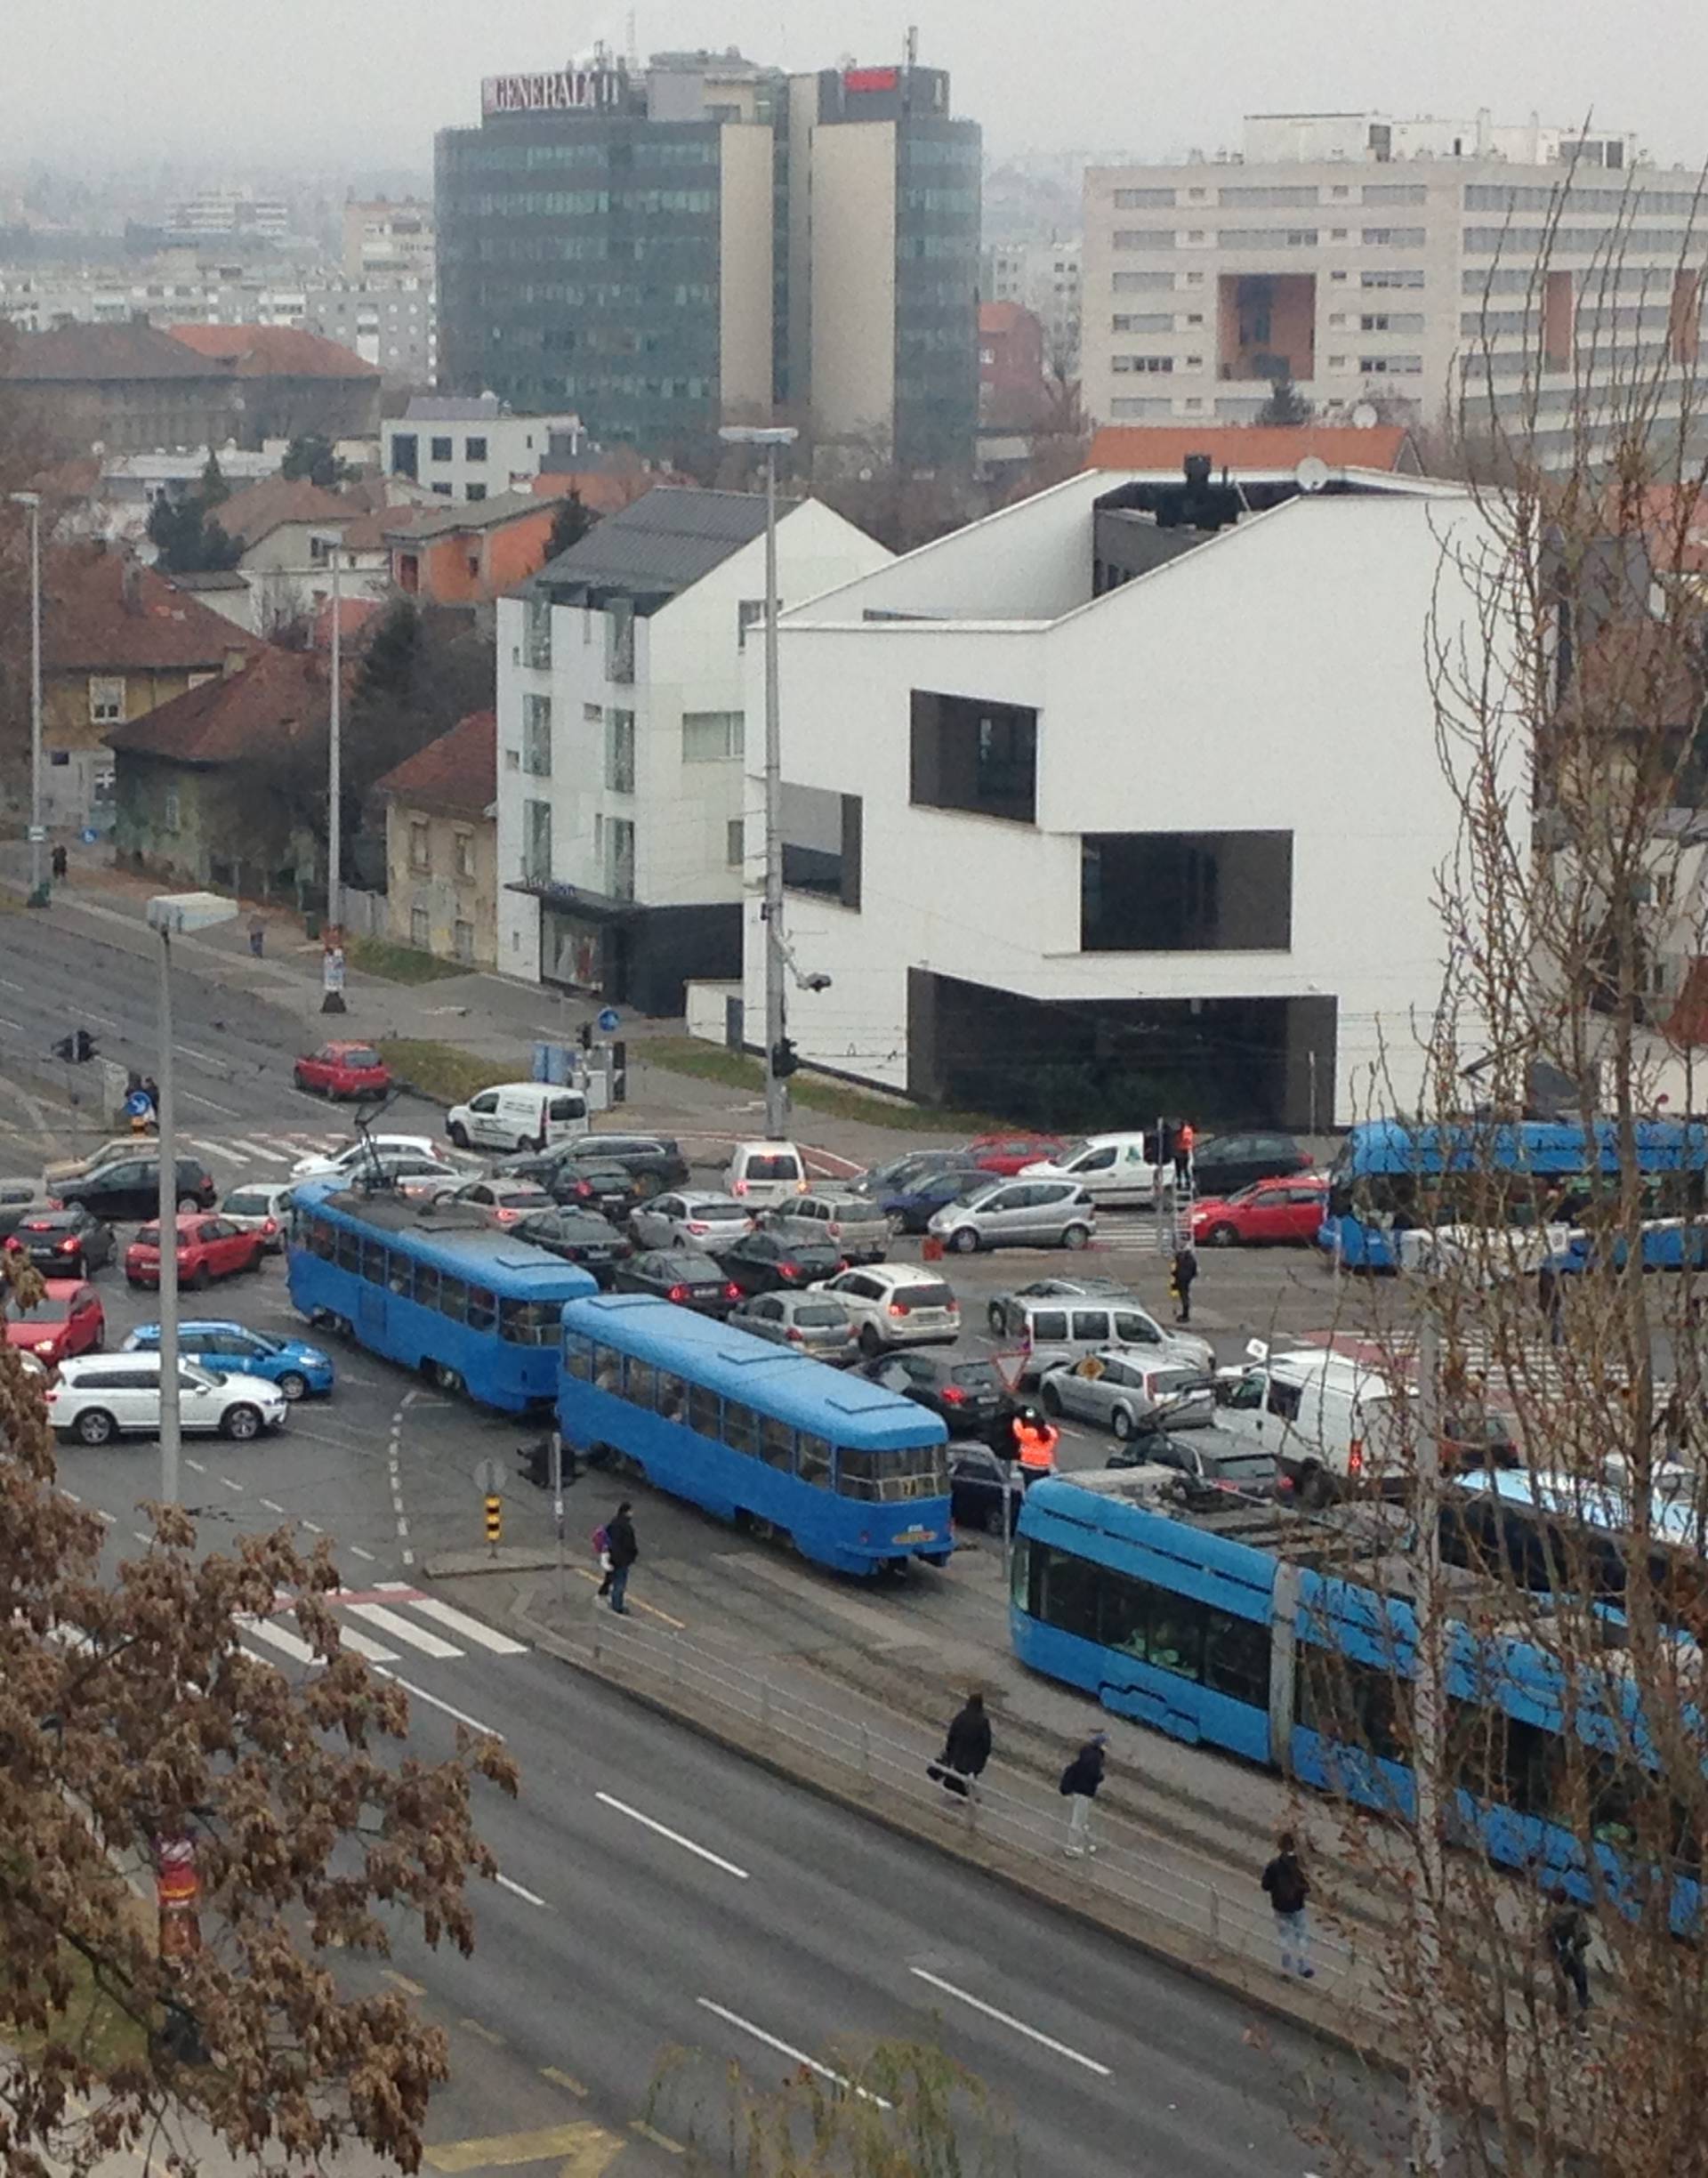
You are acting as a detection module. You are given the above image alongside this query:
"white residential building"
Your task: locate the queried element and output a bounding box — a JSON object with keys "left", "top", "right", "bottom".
{"left": 1080, "top": 111, "right": 1700, "bottom": 464}
{"left": 983, "top": 238, "right": 1083, "bottom": 370}
{"left": 495, "top": 486, "right": 890, "bottom": 1013}
{"left": 383, "top": 396, "right": 584, "bottom": 503}
{"left": 738, "top": 460, "right": 1524, "bottom": 1129}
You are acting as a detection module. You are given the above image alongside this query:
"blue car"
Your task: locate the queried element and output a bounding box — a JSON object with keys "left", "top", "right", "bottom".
{"left": 124, "top": 1319, "right": 335, "bottom": 1400}
{"left": 863, "top": 1165, "right": 985, "bottom": 1234}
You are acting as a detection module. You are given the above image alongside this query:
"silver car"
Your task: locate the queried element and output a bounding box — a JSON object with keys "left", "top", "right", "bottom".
{"left": 762, "top": 1190, "right": 890, "bottom": 1263}
{"left": 728, "top": 1290, "right": 859, "bottom": 1362}
{"left": 1040, "top": 1351, "right": 1217, "bottom": 1440}
{"left": 926, "top": 1178, "right": 1096, "bottom": 1254}
{"left": 630, "top": 1191, "right": 755, "bottom": 1254}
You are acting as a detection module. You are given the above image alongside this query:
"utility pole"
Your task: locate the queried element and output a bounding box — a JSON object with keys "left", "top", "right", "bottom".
{"left": 1409, "top": 1313, "right": 1448, "bottom": 2174}
{"left": 321, "top": 544, "right": 346, "bottom": 1013}
{"left": 8, "top": 491, "right": 45, "bottom": 906}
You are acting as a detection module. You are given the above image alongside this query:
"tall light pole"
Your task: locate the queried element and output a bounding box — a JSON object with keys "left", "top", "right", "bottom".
{"left": 718, "top": 424, "right": 798, "bottom": 1138}
{"left": 8, "top": 490, "right": 45, "bottom": 907}
{"left": 147, "top": 892, "right": 237, "bottom": 1504}
{"left": 321, "top": 541, "right": 346, "bottom": 1013}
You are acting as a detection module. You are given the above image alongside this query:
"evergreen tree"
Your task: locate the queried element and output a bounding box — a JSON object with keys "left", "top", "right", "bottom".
{"left": 1255, "top": 374, "right": 1312, "bottom": 425}
{"left": 279, "top": 433, "right": 349, "bottom": 488}
{"left": 546, "top": 488, "right": 595, "bottom": 561}
{"left": 198, "top": 448, "right": 230, "bottom": 506}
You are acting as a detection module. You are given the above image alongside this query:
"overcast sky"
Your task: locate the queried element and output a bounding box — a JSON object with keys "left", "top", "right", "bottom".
{"left": 8, "top": 0, "right": 1708, "bottom": 173}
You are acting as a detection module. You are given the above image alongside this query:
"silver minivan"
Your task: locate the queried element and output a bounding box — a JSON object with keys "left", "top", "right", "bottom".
{"left": 763, "top": 1190, "right": 890, "bottom": 1262}
{"left": 926, "top": 1177, "right": 1094, "bottom": 1254}
{"left": 997, "top": 1294, "right": 1213, "bottom": 1384}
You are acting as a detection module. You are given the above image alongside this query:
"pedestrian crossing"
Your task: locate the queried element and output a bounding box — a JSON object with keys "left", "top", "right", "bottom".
{"left": 236, "top": 1582, "right": 528, "bottom": 1668}
{"left": 182, "top": 1128, "right": 346, "bottom": 1174}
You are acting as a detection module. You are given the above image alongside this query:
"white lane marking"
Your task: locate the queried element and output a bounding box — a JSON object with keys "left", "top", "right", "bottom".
{"left": 239, "top": 1617, "right": 319, "bottom": 1665}
{"left": 185, "top": 1139, "right": 245, "bottom": 1166}
{"left": 230, "top": 1139, "right": 291, "bottom": 1165}
{"left": 93, "top": 1508, "right": 114, "bottom": 1526}
{"left": 182, "top": 1092, "right": 239, "bottom": 1117}
{"left": 374, "top": 1668, "right": 504, "bottom": 1738}
{"left": 380, "top": 1592, "right": 528, "bottom": 1655}
{"left": 217, "top": 1476, "right": 244, "bottom": 1493}
{"left": 907, "top": 1969, "right": 1112, "bottom": 2077}
{"left": 0, "top": 1015, "right": 21, "bottom": 1033}
{"left": 345, "top": 1544, "right": 375, "bottom": 1562}
{"left": 173, "top": 1042, "right": 224, "bottom": 1069}
{"left": 494, "top": 1871, "right": 549, "bottom": 1908}
{"left": 344, "top": 1601, "right": 461, "bottom": 1659}
{"left": 300, "top": 1519, "right": 323, "bottom": 1534}
{"left": 0, "top": 974, "right": 21, "bottom": 991}
{"left": 594, "top": 1792, "right": 749, "bottom": 1881}
{"left": 183, "top": 1457, "right": 205, "bottom": 1473}
{"left": 694, "top": 2000, "right": 890, "bottom": 2108}
{"left": 259, "top": 1497, "right": 286, "bottom": 1514}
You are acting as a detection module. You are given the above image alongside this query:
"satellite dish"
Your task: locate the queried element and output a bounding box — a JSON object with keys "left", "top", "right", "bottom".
{"left": 1350, "top": 402, "right": 1380, "bottom": 429}
{"left": 1293, "top": 456, "right": 1330, "bottom": 495}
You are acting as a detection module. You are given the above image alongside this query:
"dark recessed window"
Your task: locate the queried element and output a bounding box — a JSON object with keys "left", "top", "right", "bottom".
{"left": 910, "top": 690, "right": 1037, "bottom": 825}
{"left": 781, "top": 784, "right": 861, "bottom": 911}
{"left": 1081, "top": 832, "right": 1293, "bottom": 952}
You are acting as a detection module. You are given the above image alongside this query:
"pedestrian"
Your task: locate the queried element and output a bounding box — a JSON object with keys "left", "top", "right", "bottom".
{"left": 1544, "top": 1887, "right": 1591, "bottom": 2029}
{"left": 248, "top": 915, "right": 266, "bottom": 959}
{"left": 930, "top": 1690, "right": 992, "bottom": 1804}
{"left": 1538, "top": 1262, "right": 1564, "bottom": 1348}
{"left": 1174, "top": 1118, "right": 1196, "bottom": 1190}
{"left": 1012, "top": 1404, "right": 1060, "bottom": 1474}
{"left": 597, "top": 1500, "right": 638, "bottom": 1613}
{"left": 1171, "top": 1243, "right": 1198, "bottom": 1325}
{"left": 50, "top": 843, "right": 68, "bottom": 881}
{"left": 1261, "top": 1830, "right": 1314, "bottom": 1978}
{"left": 1059, "top": 1730, "right": 1108, "bottom": 1857}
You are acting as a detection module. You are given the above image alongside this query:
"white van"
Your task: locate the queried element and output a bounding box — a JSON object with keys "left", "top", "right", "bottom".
{"left": 1213, "top": 1340, "right": 1406, "bottom": 1503}
{"left": 446, "top": 1083, "right": 590, "bottom": 1157}
{"left": 724, "top": 1140, "right": 809, "bottom": 1206}
{"left": 1019, "top": 1133, "right": 1166, "bottom": 1210}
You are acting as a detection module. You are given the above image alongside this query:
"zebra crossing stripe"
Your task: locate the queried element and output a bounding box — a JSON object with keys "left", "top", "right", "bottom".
{"left": 375, "top": 1585, "right": 528, "bottom": 1655}
{"left": 185, "top": 1135, "right": 245, "bottom": 1165}
{"left": 343, "top": 1601, "right": 462, "bottom": 1660}
{"left": 239, "top": 1617, "right": 320, "bottom": 1666}
{"left": 230, "top": 1137, "right": 294, "bottom": 1166}
{"left": 331, "top": 1622, "right": 400, "bottom": 1665}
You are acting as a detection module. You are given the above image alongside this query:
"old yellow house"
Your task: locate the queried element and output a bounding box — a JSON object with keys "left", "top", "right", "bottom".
{"left": 372, "top": 710, "right": 497, "bottom": 969}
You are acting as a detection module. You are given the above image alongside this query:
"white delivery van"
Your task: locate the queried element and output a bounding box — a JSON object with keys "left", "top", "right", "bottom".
{"left": 1019, "top": 1133, "right": 1166, "bottom": 1210}
{"left": 446, "top": 1083, "right": 591, "bottom": 1156}
{"left": 1213, "top": 1340, "right": 1408, "bottom": 1504}
{"left": 725, "top": 1140, "right": 809, "bottom": 1206}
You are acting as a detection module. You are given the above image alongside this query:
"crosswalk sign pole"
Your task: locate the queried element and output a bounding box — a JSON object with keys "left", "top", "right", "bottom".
{"left": 484, "top": 1493, "right": 502, "bottom": 1559}
{"left": 550, "top": 1429, "right": 565, "bottom": 1600}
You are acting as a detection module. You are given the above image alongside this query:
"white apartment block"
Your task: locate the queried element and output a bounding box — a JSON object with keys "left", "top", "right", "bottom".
{"left": 984, "top": 238, "right": 1083, "bottom": 369}
{"left": 1082, "top": 111, "right": 1703, "bottom": 464}
{"left": 383, "top": 396, "right": 583, "bottom": 502}
{"left": 738, "top": 458, "right": 1522, "bottom": 1129}
{"left": 342, "top": 198, "right": 435, "bottom": 283}
{"left": 495, "top": 486, "right": 889, "bottom": 1013}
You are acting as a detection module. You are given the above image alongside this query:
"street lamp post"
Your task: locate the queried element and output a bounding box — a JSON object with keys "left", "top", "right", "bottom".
{"left": 321, "top": 544, "right": 346, "bottom": 1013}
{"left": 8, "top": 490, "right": 45, "bottom": 907}
{"left": 718, "top": 424, "right": 799, "bottom": 1139}
{"left": 147, "top": 892, "right": 238, "bottom": 1504}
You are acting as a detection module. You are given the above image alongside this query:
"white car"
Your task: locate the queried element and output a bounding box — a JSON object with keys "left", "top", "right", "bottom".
{"left": 724, "top": 1140, "right": 809, "bottom": 1207}
{"left": 446, "top": 1083, "right": 590, "bottom": 1156}
{"left": 808, "top": 1262, "right": 961, "bottom": 1355}
{"left": 1019, "top": 1133, "right": 1167, "bottom": 1210}
{"left": 219, "top": 1180, "right": 295, "bottom": 1252}
{"left": 629, "top": 1192, "right": 755, "bottom": 1254}
{"left": 291, "top": 1134, "right": 452, "bottom": 1181}
{"left": 45, "top": 1355, "right": 290, "bottom": 1447}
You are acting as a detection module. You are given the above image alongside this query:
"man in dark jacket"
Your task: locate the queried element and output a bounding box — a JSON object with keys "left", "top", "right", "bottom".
{"left": 1171, "top": 1244, "right": 1198, "bottom": 1326}
{"left": 937, "top": 1691, "right": 993, "bottom": 1803}
{"left": 600, "top": 1501, "right": 639, "bottom": 1613}
{"left": 1544, "top": 1888, "right": 1591, "bottom": 2028}
{"left": 1059, "top": 1731, "right": 1108, "bottom": 1856}
{"left": 1261, "top": 1831, "right": 1313, "bottom": 1977}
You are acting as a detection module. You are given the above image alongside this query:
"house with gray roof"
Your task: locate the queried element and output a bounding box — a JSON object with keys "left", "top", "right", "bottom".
{"left": 495, "top": 485, "right": 890, "bottom": 1015}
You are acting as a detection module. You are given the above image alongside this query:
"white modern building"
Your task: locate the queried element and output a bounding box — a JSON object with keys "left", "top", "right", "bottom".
{"left": 495, "top": 485, "right": 890, "bottom": 1013}
{"left": 1081, "top": 111, "right": 1701, "bottom": 464}
{"left": 737, "top": 459, "right": 1523, "bottom": 1128}
{"left": 383, "top": 396, "right": 584, "bottom": 502}
{"left": 983, "top": 238, "right": 1083, "bottom": 371}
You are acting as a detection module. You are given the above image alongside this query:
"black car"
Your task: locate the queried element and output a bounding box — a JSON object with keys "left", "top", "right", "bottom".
{"left": 551, "top": 1134, "right": 691, "bottom": 1197}
{"left": 0, "top": 1180, "right": 47, "bottom": 1241}
{"left": 948, "top": 1443, "right": 1041, "bottom": 1533}
{"left": 858, "top": 1351, "right": 1017, "bottom": 1438}
{"left": 7, "top": 1203, "right": 115, "bottom": 1277}
{"left": 512, "top": 1208, "right": 632, "bottom": 1287}
{"left": 1187, "top": 1131, "right": 1312, "bottom": 1199}
{"left": 615, "top": 1247, "right": 738, "bottom": 1316}
{"left": 550, "top": 1158, "right": 645, "bottom": 1222}
{"left": 54, "top": 1154, "right": 216, "bottom": 1223}
{"left": 1108, "top": 1427, "right": 1287, "bottom": 1500}
{"left": 721, "top": 1231, "right": 844, "bottom": 1296}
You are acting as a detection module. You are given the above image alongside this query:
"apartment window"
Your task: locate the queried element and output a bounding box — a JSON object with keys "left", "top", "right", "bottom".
{"left": 164, "top": 785, "right": 181, "bottom": 834}
{"left": 1328, "top": 355, "right": 1349, "bottom": 369}
{"left": 1109, "top": 398, "right": 1173, "bottom": 418}
{"left": 583, "top": 702, "right": 603, "bottom": 722}
{"left": 1113, "top": 355, "right": 1173, "bottom": 374}
{"left": 1361, "top": 314, "right": 1390, "bottom": 332}
{"left": 737, "top": 598, "right": 768, "bottom": 649}
{"left": 1363, "top": 182, "right": 1428, "bottom": 204}
{"left": 1218, "top": 185, "right": 1318, "bottom": 207}
{"left": 88, "top": 676, "right": 125, "bottom": 725}
{"left": 410, "top": 906, "right": 431, "bottom": 948}
{"left": 523, "top": 799, "right": 552, "bottom": 883}
{"left": 1362, "top": 268, "right": 1425, "bottom": 289}
{"left": 781, "top": 784, "right": 862, "bottom": 910}
{"left": 1113, "top": 187, "right": 1176, "bottom": 208}
{"left": 606, "top": 709, "right": 635, "bottom": 795}
{"left": 608, "top": 816, "right": 634, "bottom": 901}
{"left": 522, "top": 692, "right": 552, "bottom": 777}
{"left": 1112, "top": 270, "right": 1174, "bottom": 293}
{"left": 453, "top": 918, "right": 475, "bottom": 964}
{"left": 1363, "top": 227, "right": 1427, "bottom": 247}
{"left": 409, "top": 819, "right": 431, "bottom": 872}
{"left": 1112, "top": 313, "right": 1172, "bottom": 334}
{"left": 453, "top": 829, "right": 475, "bottom": 880}
{"left": 1114, "top": 230, "right": 1174, "bottom": 251}
{"left": 1360, "top": 354, "right": 1423, "bottom": 375}
{"left": 606, "top": 597, "right": 635, "bottom": 682}
{"left": 466, "top": 483, "right": 487, "bottom": 502}
{"left": 1218, "top": 229, "right": 1317, "bottom": 249}
{"left": 727, "top": 818, "right": 745, "bottom": 868}
{"left": 391, "top": 432, "right": 418, "bottom": 479}
{"left": 681, "top": 711, "right": 745, "bottom": 762}
{"left": 910, "top": 690, "right": 1037, "bottom": 826}
{"left": 1081, "top": 832, "right": 1293, "bottom": 952}
{"left": 431, "top": 435, "right": 454, "bottom": 462}
{"left": 523, "top": 597, "right": 552, "bottom": 669}
{"left": 465, "top": 436, "right": 487, "bottom": 461}
{"left": 431, "top": 484, "right": 453, "bottom": 497}
{"left": 504, "top": 747, "right": 520, "bottom": 770}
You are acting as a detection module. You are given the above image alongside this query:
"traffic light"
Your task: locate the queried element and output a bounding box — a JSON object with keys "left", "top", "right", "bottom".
{"left": 770, "top": 1037, "right": 799, "bottom": 1079}
{"left": 52, "top": 1027, "right": 97, "bottom": 1063}
{"left": 577, "top": 1021, "right": 593, "bottom": 1053}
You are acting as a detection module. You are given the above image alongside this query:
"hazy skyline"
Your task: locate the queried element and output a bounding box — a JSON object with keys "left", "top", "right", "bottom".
{"left": 10, "top": 0, "right": 1708, "bottom": 173}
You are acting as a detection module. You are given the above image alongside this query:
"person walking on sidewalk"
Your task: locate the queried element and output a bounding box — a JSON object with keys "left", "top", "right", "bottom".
{"left": 1261, "top": 1831, "right": 1314, "bottom": 1978}
{"left": 598, "top": 1501, "right": 638, "bottom": 1613}
{"left": 1544, "top": 1888, "right": 1591, "bottom": 2029}
{"left": 248, "top": 914, "right": 266, "bottom": 959}
{"left": 933, "top": 1690, "right": 992, "bottom": 1805}
{"left": 1059, "top": 1731, "right": 1108, "bottom": 1857}
{"left": 1171, "top": 1243, "right": 1198, "bottom": 1326}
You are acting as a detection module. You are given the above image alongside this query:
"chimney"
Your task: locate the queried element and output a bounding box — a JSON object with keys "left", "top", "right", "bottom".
{"left": 222, "top": 647, "right": 249, "bottom": 678}
{"left": 120, "top": 560, "right": 141, "bottom": 613}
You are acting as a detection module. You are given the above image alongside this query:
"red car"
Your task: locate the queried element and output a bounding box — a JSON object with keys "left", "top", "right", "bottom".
{"left": 1191, "top": 1174, "right": 1328, "bottom": 1248}
{"left": 293, "top": 1041, "right": 392, "bottom": 1100}
{"left": 964, "top": 1133, "right": 1068, "bottom": 1178}
{"left": 4, "top": 1280, "right": 105, "bottom": 1365}
{"left": 125, "top": 1214, "right": 266, "bottom": 1291}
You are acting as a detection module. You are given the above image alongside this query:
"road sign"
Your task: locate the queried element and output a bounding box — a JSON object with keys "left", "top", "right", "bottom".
{"left": 471, "top": 1456, "right": 505, "bottom": 1496}
{"left": 322, "top": 946, "right": 347, "bottom": 995}
{"left": 80, "top": 827, "right": 99, "bottom": 845}
{"left": 26, "top": 825, "right": 44, "bottom": 843}
{"left": 597, "top": 1006, "right": 621, "bottom": 1033}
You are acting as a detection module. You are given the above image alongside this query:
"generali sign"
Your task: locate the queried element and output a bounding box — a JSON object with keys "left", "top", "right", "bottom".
{"left": 481, "top": 64, "right": 627, "bottom": 116}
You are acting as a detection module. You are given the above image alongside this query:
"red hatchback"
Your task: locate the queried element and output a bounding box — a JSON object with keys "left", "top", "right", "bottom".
{"left": 965, "top": 1132, "right": 1068, "bottom": 1178}
{"left": 293, "top": 1041, "right": 392, "bottom": 1100}
{"left": 1192, "top": 1174, "right": 1328, "bottom": 1248}
{"left": 4, "top": 1280, "right": 105, "bottom": 1365}
{"left": 125, "top": 1214, "right": 266, "bottom": 1291}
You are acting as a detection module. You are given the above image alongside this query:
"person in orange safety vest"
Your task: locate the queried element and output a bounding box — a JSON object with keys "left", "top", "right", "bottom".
{"left": 1012, "top": 1406, "right": 1060, "bottom": 1473}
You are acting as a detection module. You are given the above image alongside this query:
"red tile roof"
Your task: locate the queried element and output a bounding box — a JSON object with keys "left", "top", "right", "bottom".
{"left": 104, "top": 645, "right": 346, "bottom": 764}
{"left": 166, "top": 324, "right": 379, "bottom": 380}
{"left": 2, "top": 321, "right": 230, "bottom": 383}
{"left": 371, "top": 710, "right": 496, "bottom": 818}
{"left": 210, "top": 473, "right": 352, "bottom": 545}
{"left": 42, "top": 544, "right": 265, "bottom": 674}
{"left": 310, "top": 595, "right": 382, "bottom": 650}
{"left": 979, "top": 301, "right": 1036, "bottom": 334}
{"left": 1085, "top": 423, "right": 1418, "bottom": 473}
